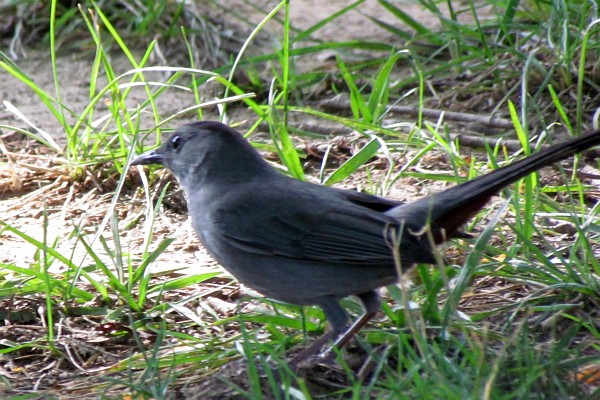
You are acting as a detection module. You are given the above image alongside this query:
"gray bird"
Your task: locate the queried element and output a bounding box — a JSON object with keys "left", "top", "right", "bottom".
{"left": 131, "top": 121, "right": 600, "bottom": 366}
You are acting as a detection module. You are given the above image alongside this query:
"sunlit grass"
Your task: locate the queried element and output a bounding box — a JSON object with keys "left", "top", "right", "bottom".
{"left": 0, "top": 0, "right": 599, "bottom": 398}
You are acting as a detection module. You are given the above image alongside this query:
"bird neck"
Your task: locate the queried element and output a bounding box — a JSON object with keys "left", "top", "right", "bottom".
{"left": 183, "top": 148, "right": 275, "bottom": 190}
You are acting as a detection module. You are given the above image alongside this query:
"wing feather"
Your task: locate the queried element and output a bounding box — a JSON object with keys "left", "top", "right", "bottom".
{"left": 207, "top": 181, "right": 435, "bottom": 268}
{"left": 211, "top": 185, "right": 395, "bottom": 260}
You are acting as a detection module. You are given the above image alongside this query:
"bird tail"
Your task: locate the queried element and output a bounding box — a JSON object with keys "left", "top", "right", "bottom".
{"left": 387, "top": 129, "right": 600, "bottom": 244}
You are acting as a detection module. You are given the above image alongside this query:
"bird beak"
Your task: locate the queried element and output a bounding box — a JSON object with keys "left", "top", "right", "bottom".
{"left": 131, "top": 150, "right": 165, "bottom": 166}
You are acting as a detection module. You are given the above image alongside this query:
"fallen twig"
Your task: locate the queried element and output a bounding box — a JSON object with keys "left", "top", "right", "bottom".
{"left": 316, "top": 95, "right": 515, "bottom": 129}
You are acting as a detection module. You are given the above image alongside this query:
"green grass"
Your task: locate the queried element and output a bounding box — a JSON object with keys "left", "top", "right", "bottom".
{"left": 1, "top": 0, "right": 599, "bottom": 398}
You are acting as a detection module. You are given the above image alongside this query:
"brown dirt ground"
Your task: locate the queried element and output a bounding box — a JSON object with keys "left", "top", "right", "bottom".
{"left": 1, "top": 1, "right": 599, "bottom": 398}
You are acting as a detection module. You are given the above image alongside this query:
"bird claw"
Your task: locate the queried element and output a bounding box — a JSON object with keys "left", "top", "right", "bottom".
{"left": 290, "top": 348, "right": 341, "bottom": 371}
{"left": 315, "top": 349, "right": 340, "bottom": 368}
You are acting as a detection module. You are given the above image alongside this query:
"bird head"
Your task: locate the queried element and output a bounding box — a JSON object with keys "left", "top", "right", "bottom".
{"left": 131, "top": 121, "right": 272, "bottom": 190}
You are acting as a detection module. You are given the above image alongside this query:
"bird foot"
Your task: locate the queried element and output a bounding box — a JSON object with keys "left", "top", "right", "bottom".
{"left": 289, "top": 348, "right": 342, "bottom": 371}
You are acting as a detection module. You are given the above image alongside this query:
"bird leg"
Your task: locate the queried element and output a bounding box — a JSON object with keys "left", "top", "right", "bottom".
{"left": 287, "top": 329, "right": 338, "bottom": 369}
{"left": 323, "top": 307, "right": 378, "bottom": 356}
{"left": 289, "top": 292, "right": 382, "bottom": 369}
{"left": 320, "top": 291, "right": 381, "bottom": 361}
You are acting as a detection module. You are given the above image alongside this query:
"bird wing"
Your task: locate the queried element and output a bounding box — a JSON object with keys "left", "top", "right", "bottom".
{"left": 209, "top": 185, "right": 422, "bottom": 266}
{"left": 330, "top": 187, "right": 404, "bottom": 211}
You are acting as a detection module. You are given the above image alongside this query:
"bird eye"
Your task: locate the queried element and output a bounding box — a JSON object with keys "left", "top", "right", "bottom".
{"left": 170, "top": 135, "right": 182, "bottom": 151}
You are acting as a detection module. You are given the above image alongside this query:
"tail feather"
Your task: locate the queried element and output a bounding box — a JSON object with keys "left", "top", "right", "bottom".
{"left": 387, "top": 129, "right": 600, "bottom": 243}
